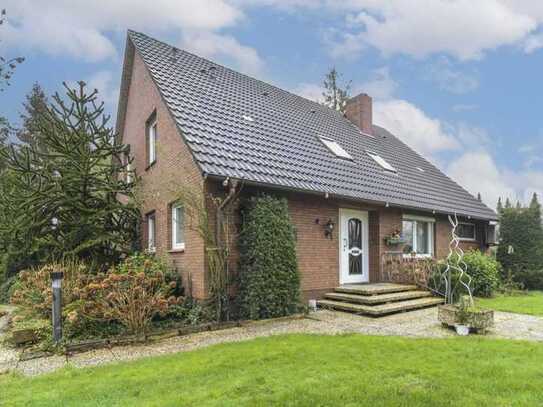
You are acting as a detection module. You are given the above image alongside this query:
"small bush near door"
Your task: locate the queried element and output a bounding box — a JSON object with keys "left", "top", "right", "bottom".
{"left": 238, "top": 195, "right": 300, "bottom": 319}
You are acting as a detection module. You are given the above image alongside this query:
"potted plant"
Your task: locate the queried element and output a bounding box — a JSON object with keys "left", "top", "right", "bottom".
{"left": 438, "top": 296, "right": 494, "bottom": 334}
{"left": 384, "top": 229, "right": 406, "bottom": 246}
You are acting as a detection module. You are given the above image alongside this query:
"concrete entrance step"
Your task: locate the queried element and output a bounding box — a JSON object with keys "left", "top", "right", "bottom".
{"left": 324, "top": 290, "right": 432, "bottom": 305}
{"left": 335, "top": 283, "right": 418, "bottom": 296}
{"left": 317, "top": 297, "right": 444, "bottom": 316}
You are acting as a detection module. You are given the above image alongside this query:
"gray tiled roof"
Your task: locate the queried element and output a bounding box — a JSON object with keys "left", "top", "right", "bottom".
{"left": 127, "top": 30, "right": 497, "bottom": 221}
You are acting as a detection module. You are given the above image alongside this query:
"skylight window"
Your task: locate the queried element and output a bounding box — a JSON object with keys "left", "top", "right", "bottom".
{"left": 416, "top": 166, "right": 425, "bottom": 172}
{"left": 319, "top": 137, "right": 352, "bottom": 160}
{"left": 367, "top": 151, "right": 397, "bottom": 173}
{"left": 243, "top": 115, "right": 254, "bottom": 122}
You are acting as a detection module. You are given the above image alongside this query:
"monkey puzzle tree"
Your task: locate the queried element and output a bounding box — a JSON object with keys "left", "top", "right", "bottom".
{"left": 0, "top": 82, "right": 139, "bottom": 273}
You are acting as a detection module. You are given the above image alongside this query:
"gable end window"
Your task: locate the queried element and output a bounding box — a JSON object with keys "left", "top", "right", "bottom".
{"left": 457, "top": 222, "right": 476, "bottom": 241}
{"left": 146, "top": 112, "right": 157, "bottom": 167}
{"left": 171, "top": 203, "right": 185, "bottom": 250}
{"left": 146, "top": 212, "right": 156, "bottom": 252}
{"left": 402, "top": 215, "right": 434, "bottom": 257}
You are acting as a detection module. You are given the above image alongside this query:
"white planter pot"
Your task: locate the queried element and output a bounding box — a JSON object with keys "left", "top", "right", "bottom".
{"left": 455, "top": 324, "right": 470, "bottom": 336}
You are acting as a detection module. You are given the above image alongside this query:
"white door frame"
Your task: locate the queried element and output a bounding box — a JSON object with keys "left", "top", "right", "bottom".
{"left": 339, "top": 209, "right": 369, "bottom": 285}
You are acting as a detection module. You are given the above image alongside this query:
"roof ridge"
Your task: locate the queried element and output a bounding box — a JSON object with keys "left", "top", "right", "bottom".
{"left": 124, "top": 30, "right": 497, "bottom": 220}
{"left": 127, "top": 29, "right": 342, "bottom": 117}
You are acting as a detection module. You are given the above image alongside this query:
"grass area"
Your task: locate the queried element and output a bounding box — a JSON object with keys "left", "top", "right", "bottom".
{"left": 1, "top": 334, "right": 543, "bottom": 406}
{"left": 477, "top": 291, "right": 543, "bottom": 317}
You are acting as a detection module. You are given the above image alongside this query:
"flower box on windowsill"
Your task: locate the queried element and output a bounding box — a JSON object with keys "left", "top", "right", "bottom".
{"left": 384, "top": 236, "right": 406, "bottom": 246}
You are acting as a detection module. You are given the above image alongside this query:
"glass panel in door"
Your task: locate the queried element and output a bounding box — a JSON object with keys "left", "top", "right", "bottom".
{"left": 348, "top": 218, "right": 363, "bottom": 275}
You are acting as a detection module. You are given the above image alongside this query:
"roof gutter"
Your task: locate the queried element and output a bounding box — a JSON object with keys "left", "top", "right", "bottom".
{"left": 205, "top": 174, "right": 498, "bottom": 222}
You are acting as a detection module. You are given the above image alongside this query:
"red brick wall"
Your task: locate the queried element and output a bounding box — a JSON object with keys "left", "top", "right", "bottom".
{"left": 212, "top": 184, "right": 489, "bottom": 301}
{"left": 120, "top": 52, "right": 207, "bottom": 298}
{"left": 435, "top": 216, "right": 486, "bottom": 258}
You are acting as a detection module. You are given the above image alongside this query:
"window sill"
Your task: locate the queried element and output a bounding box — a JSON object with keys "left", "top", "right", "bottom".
{"left": 169, "top": 248, "right": 185, "bottom": 254}
{"left": 403, "top": 254, "right": 433, "bottom": 259}
{"left": 458, "top": 238, "right": 477, "bottom": 242}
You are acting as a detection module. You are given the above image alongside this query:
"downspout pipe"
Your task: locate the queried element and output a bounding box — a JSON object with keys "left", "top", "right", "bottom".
{"left": 215, "top": 178, "right": 239, "bottom": 250}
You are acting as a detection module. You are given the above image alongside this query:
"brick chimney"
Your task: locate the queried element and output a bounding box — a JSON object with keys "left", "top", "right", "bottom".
{"left": 345, "top": 93, "right": 373, "bottom": 136}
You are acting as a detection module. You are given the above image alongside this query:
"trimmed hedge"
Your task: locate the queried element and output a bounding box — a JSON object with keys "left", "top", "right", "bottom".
{"left": 238, "top": 195, "right": 300, "bottom": 319}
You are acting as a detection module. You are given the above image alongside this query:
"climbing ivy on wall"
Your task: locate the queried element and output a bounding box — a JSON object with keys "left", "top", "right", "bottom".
{"left": 238, "top": 194, "right": 300, "bottom": 319}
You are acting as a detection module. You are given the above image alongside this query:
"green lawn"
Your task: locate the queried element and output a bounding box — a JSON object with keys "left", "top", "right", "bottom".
{"left": 2, "top": 334, "right": 543, "bottom": 406}
{"left": 476, "top": 291, "right": 543, "bottom": 317}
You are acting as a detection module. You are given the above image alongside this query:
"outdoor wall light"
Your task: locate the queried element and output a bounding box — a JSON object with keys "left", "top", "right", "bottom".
{"left": 50, "top": 271, "right": 64, "bottom": 343}
{"left": 324, "top": 219, "right": 335, "bottom": 239}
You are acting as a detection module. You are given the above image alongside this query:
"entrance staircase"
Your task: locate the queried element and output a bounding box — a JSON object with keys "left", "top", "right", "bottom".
{"left": 317, "top": 283, "right": 444, "bottom": 317}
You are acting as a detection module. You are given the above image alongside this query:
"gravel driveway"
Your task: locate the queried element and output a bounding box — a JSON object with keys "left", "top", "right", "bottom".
{"left": 2, "top": 307, "right": 543, "bottom": 377}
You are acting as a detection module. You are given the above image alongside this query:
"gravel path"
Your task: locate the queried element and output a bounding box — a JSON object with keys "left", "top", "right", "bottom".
{"left": 5, "top": 308, "right": 543, "bottom": 377}
{"left": 0, "top": 305, "right": 18, "bottom": 374}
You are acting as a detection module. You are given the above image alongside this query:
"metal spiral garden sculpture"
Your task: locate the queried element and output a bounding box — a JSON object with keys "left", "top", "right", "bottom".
{"left": 443, "top": 213, "right": 473, "bottom": 305}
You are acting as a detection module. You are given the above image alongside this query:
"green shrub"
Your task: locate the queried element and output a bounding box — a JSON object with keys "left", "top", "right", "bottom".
{"left": 238, "top": 194, "right": 300, "bottom": 320}
{"left": 426, "top": 251, "right": 500, "bottom": 300}
{"left": 0, "top": 274, "right": 17, "bottom": 304}
{"left": 463, "top": 250, "right": 501, "bottom": 297}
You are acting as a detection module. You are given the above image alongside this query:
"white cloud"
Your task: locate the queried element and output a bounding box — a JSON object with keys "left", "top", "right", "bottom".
{"left": 524, "top": 32, "right": 543, "bottom": 53}
{"left": 355, "top": 66, "right": 397, "bottom": 100}
{"left": 85, "top": 71, "right": 119, "bottom": 112}
{"left": 447, "top": 151, "right": 516, "bottom": 208}
{"left": 1, "top": 0, "right": 262, "bottom": 74}
{"left": 425, "top": 57, "right": 479, "bottom": 94}
{"left": 373, "top": 99, "right": 460, "bottom": 157}
{"left": 180, "top": 31, "right": 264, "bottom": 76}
{"left": 326, "top": 1, "right": 543, "bottom": 60}
{"left": 293, "top": 82, "right": 324, "bottom": 103}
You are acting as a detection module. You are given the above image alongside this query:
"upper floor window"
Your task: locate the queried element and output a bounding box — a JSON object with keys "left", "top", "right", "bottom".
{"left": 457, "top": 222, "right": 476, "bottom": 241}
{"left": 146, "top": 211, "right": 156, "bottom": 252}
{"left": 146, "top": 112, "right": 157, "bottom": 166}
{"left": 171, "top": 203, "right": 185, "bottom": 250}
{"left": 124, "top": 152, "right": 133, "bottom": 184}
{"left": 402, "top": 215, "right": 434, "bottom": 257}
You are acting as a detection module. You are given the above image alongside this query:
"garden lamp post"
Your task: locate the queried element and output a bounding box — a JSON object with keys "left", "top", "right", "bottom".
{"left": 50, "top": 271, "right": 64, "bottom": 343}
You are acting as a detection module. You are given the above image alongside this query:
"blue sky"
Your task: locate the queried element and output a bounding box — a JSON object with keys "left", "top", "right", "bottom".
{"left": 1, "top": 1, "right": 542, "bottom": 209}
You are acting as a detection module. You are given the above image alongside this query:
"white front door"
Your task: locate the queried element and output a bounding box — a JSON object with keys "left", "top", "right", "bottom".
{"left": 339, "top": 209, "right": 369, "bottom": 284}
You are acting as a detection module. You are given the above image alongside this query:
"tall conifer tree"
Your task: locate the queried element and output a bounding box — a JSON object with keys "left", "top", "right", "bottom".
{"left": 0, "top": 82, "right": 139, "bottom": 271}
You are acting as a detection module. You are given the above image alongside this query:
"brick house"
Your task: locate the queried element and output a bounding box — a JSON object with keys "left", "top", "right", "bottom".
{"left": 116, "top": 31, "right": 497, "bottom": 305}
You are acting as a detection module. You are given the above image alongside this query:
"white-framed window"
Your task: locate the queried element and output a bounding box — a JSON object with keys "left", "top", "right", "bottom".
{"left": 367, "top": 151, "right": 397, "bottom": 173}
{"left": 124, "top": 153, "right": 133, "bottom": 184}
{"left": 402, "top": 215, "right": 435, "bottom": 257}
{"left": 319, "top": 137, "right": 353, "bottom": 160}
{"left": 147, "top": 115, "right": 157, "bottom": 166}
{"left": 147, "top": 212, "right": 156, "bottom": 252}
{"left": 457, "top": 222, "right": 476, "bottom": 241}
{"left": 171, "top": 203, "right": 185, "bottom": 250}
